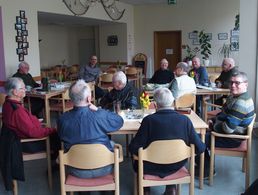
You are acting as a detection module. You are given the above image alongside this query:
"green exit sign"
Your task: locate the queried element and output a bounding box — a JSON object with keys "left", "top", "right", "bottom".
{"left": 168, "top": 0, "right": 177, "bottom": 5}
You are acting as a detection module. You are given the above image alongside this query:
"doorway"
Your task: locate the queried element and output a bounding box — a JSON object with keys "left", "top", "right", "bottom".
{"left": 154, "top": 31, "right": 182, "bottom": 72}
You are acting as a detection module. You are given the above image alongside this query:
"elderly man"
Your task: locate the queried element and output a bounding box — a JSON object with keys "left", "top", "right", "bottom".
{"left": 196, "top": 71, "right": 255, "bottom": 178}
{"left": 148, "top": 58, "right": 174, "bottom": 84}
{"left": 129, "top": 88, "right": 206, "bottom": 195}
{"left": 79, "top": 55, "right": 105, "bottom": 99}
{"left": 58, "top": 79, "right": 123, "bottom": 178}
{"left": 215, "top": 58, "right": 238, "bottom": 88}
{"left": 13, "top": 62, "right": 44, "bottom": 117}
{"left": 189, "top": 56, "right": 209, "bottom": 116}
{"left": 2, "top": 77, "right": 59, "bottom": 153}
{"left": 214, "top": 58, "right": 239, "bottom": 105}
{"left": 100, "top": 71, "right": 138, "bottom": 110}
{"left": 169, "top": 62, "right": 196, "bottom": 99}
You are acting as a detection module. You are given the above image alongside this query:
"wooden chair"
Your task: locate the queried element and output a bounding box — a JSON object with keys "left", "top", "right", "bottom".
{"left": 87, "top": 81, "right": 96, "bottom": 104}
{"left": 125, "top": 67, "right": 139, "bottom": 89}
{"left": 209, "top": 114, "right": 256, "bottom": 189}
{"left": 203, "top": 98, "right": 222, "bottom": 123}
{"left": 133, "top": 53, "right": 147, "bottom": 79}
{"left": 208, "top": 73, "right": 220, "bottom": 83}
{"left": 134, "top": 139, "right": 195, "bottom": 195}
{"left": 59, "top": 143, "right": 123, "bottom": 195}
{"left": 99, "top": 73, "right": 114, "bottom": 91}
{"left": 67, "top": 64, "right": 80, "bottom": 81}
{"left": 106, "top": 67, "right": 117, "bottom": 74}
{"left": 49, "top": 89, "right": 73, "bottom": 114}
{"left": 13, "top": 136, "right": 52, "bottom": 195}
{"left": 174, "top": 93, "right": 196, "bottom": 113}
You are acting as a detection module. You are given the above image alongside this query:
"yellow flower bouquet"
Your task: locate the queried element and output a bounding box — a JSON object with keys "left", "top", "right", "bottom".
{"left": 140, "top": 92, "right": 151, "bottom": 109}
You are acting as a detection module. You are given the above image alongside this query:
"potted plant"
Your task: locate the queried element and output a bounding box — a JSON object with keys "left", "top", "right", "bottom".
{"left": 218, "top": 43, "right": 231, "bottom": 58}
{"left": 194, "top": 30, "right": 212, "bottom": 66}
{"left": 182, "top": 44, "right": 200, "bottom": 66}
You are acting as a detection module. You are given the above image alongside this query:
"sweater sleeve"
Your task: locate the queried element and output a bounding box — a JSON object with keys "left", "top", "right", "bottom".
{"left": 13, "top": 107, "right": 55, "bottom": 138}
{"left": 170, "top": 79, "right": 179, "bottom": 99}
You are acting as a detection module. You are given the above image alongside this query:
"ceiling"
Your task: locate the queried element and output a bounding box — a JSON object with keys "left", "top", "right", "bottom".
{"left": 38, "top": 0, "right": 168, "bottom": 27}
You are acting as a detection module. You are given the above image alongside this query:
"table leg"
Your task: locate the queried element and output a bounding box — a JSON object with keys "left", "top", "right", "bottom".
{"left": 199, "top": 129, "right": 205, "bottom": 189}
{"left": 44, "top": 97, "right": 50, "bottom": 127}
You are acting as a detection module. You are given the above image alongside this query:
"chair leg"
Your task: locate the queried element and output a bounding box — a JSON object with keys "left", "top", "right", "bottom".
{"left": 13, "top": 180, "right": 18, "bottom": 195}
{"left": 126, "top": 135, "right": 129, "bottom": 157}
{"left": 134, "top": 173, "right": 138, "bottom": 195}
{"left": 242, "top": 157, "right": 246, "bottom": 172}
{"left": 177, "top": 184, "right": 181, "bottom": 195}
{"left": 46, "top": 137, "right": 53, "bottom": 191}
{"left": 209, "top": 135, "right": 215, "bottom": 186}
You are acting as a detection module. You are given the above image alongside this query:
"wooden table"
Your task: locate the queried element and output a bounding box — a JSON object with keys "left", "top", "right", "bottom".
{"left": 111, "top": 109, "right": 208, "bottom": 189}
{"left": 26, "top": 89, "right": 65, "bottom": 127}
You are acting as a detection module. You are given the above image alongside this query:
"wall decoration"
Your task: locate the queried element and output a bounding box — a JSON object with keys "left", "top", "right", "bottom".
{"left": 231, "top": 29, "right": 239, "bottom": 36}
{"left": 192, "top": 39, "right": 200, "bottom": 45}
{"left": 218, "top": 33, "right": 228, "bottom": 40}
{"left": 107, "top": 35, "right": 118, "bottom": 46}
{"left": 205, "top": 33, "right": 212, "bottom": 40}
{"left": 188, "top": 32, "right": 198, "bottom": 39}
{"left": 15, "top": 10, "right": 28, "bottom": 61}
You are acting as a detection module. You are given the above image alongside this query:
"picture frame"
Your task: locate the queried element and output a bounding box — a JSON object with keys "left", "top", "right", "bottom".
{"left": 17, "top": 30, "right": 22, "bottom": 36}
{"left": 19, "top": 54, "right": 24, "bottom": 61}
{"left": 21, "top": 18, "right": 27, "bottom": 24}
{"left": 231, "top": 29, "right": 239, "bottom": 36}
{"left": 188, "top": 32, "right": 198, "bottom": 39}
{"left": 231, "top": 36, "right": 239, "bottom": 42}
{"left": 22, "top": 42, "right": 29, "bottom": 48}
{"left": 16, "top": 16, "right": 21, "bottom": 24}
{"left": 22, "top": 36, "right": 27, "bottom": 42}
{"left": 205, "top": 33, "right": 212, "bottom": 40}
{"left": 16, "top": 48, "right": 23, "bottom": 54}
{"left": 18, "top": 42, "right": 23, "bottom": 48}
{"left": 192, "top": 39, "right": 200, "bottom": 45}
{"left": 218, "top": 33, "right": 228, "bottom": 40}
{"left": 20, "top": 10, "right": 25, "bottom": 19}
{"left": 16, "top": 36, "right": 23, "bottom": 42}
{"left": 23, "top": 48, "right": 28, "bottom": 55}
{"left": 21, "top": 30, "right": 28, "bottom": 36}
{"left": 230, "top": 42, "right": 239, "bottom": 51}
{"left": 21, "top": 24, "right": 26, "bottom": 31}
{"left": 15, "top": 24, "right": 21, "bottom": 30}
{"left": 107, "top": 35, "right": 118, "bottom": 46}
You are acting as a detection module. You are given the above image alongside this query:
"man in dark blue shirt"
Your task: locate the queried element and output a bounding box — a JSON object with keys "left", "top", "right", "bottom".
{"left": 58, "top": 79, "right": 123, "bottom": 178}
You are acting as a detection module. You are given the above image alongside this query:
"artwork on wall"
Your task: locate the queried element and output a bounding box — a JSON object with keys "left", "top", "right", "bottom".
{"left": 107, "top": 35, "right": 118, "bottom": 46}
{"left": 218, "top": 33, "right": 228, "bottom": 40}
{"left": 188, "top": 32, "right": 198, "bottom": 39}
{"left": 15, "top": 10, "right": 28, "bottom": 61}
{"left": 230, "top": 29, "right": 239, "bottom": 51}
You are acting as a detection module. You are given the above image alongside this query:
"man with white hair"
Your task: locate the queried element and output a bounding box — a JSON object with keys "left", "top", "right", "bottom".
{"left": 58, "top": 79, "right": 123, "bottom": 178}
{"left": 100, "top": 71, "right": 138, "bottom": 110}
{"left": 215, "top": 58, "right": 238, "bottom": 88}
{"left": 129, "top": 88, "right": 205, "bottom": 195}
{"left": 13, "top": 61, "right": 44, "bottom": 117}
{"left": 149, "top": 58, "right": 174, "bottom": 84}
{"left": 169, "top": 62, "right": 196, "bottom": 99}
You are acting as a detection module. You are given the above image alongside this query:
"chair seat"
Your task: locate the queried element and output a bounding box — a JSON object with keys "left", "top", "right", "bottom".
{"left": 65, "top": 174, "right": 114, "bottom": 187}
{"left": 50, "top": 101, "right": 73, "bottom": 110}
{"left": 144, "top": 166, "right": 189, "bottom": 181}
{"left": 215, "top": 140, "right": 247, "bottom": 152}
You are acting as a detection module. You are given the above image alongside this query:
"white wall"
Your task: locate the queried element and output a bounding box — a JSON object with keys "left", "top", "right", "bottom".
{"left": 134, "top": 0, "right": 239, "bottom": 77}
{"left": 38, "top": 25, "right": 95, "bottom": 68}
{"left": 239, "top": 0, "right": 258, "bottom": 108}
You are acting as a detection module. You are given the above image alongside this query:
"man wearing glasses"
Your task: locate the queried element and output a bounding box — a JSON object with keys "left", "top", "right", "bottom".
{"left": 196, "top": 71, "right": 255, "bottom": 178}
{"left": 79, "top": 55, "right": 105, "bottom": 99}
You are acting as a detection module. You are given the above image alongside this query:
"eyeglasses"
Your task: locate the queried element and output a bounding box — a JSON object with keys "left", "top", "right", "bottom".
{"left": 18, "top": 87, "right": 26, "bottom": 91}
{"left": 230, "top": 81, "right": 247, "bottom": 86}
{"left": 91, "top": 58, "right": 97, "bottom": 61}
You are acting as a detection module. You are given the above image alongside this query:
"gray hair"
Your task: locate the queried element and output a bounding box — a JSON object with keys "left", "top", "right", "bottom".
{"left": 112, "top": 71, "right": 127, "bottom": 85}
{"left": 18, "top": 61, "right": 29, "bottom": 69}
{"left": 233, "top": 71, "right": 248, "bottom": 82}
{"left": 224, "top": 58, "right": 235, "bottom": 67}
{"left": 153, "top": 88, "right": 174, "bottom": 108}
{"left": 69, "top": 79, "right": 91, "bottom": 106}
{"left": 176, "top": 62, "right": 189, "bottom": 73}
{"left": 160, "top": 58, "right": 168, "bottom": 64}
{"left": 5, "top": 77, "right": 24, "bottom": 96}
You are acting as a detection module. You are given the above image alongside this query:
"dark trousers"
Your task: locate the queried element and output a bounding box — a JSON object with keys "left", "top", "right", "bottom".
{"left": 30, "top": 97, "right": 45, "bottom": 118}
{"left": 95, "top": 85, "right": 106, "bottom": 100}
{"left": 196, "top": 95, "right": 202, "bottom": 117}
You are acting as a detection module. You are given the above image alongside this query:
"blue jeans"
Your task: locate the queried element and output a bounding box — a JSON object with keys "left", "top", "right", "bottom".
{"left": 67, "top": 141, "right": 115, "bottom": 178}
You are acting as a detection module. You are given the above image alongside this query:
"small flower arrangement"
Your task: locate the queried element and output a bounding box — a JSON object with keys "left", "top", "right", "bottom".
{"left": 189, "top": 70, "right": 196, "bottom": 78}
{"left": 140, "top": 92, "right": 151, "bottom": 109}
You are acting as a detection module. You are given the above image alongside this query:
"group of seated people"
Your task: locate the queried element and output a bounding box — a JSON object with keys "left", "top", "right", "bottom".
{"left": 0, "top": 54, "right": 255, "bottom": 195}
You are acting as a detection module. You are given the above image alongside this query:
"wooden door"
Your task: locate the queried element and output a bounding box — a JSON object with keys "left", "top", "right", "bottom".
{"left": 154, "top": 31, "right": 182, "bottom": 72}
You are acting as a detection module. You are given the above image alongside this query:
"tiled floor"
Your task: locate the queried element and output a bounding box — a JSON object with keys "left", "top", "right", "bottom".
{"left": 1, "top": 132, "right": 258, "bottom": 195}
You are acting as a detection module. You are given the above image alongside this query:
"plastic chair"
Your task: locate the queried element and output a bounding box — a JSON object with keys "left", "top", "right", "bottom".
{"left": 133, "top": 53, "right": 147, "bottom": 79}
{"left": 174, "top": 93, "right": 196, "bottom": 113}
{"left": 209, "top": 114, "right": 256, "bottom": 189}
{"left": 59, "top": 143, "right": 123, "bottom": 195}
{"left": 125, "top": 67, "right": 139, "bottom": 88}
{"left": 99, "top": 73, "right": 114, "bottom": 91}
{"left": 13, "top": 136, "right": 52, "bottom": 195}
{"left": 134, "top": 139, "right": 195, "bottom": 195}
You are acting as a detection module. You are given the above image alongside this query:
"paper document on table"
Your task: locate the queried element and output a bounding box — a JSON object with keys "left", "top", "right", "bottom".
{"left": 196, "top": 84, "right": 215, "bottom": 91}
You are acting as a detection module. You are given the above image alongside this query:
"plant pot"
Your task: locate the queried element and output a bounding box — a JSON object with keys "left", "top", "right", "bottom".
{"left": 203, "top": 59, "right": 210, "bottom": 66}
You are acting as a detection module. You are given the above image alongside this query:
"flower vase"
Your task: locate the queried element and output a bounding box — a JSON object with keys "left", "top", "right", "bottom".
{"left": 141, "top": 107, "right": 145, "bottom": 117}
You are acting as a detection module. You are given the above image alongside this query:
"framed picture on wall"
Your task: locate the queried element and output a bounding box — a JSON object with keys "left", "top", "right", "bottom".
{"left": 218, "top": 33, "right": 228, "bottom": 40}
{"left": 22, "top": 42, "right": 29, "bottom": 48}
{"left": 20, "top": 10, "right": 25, "bottom": 19}
{"left": 19, "top": 54, "right": 24, "bottom": 61}
{"left": 16, "top": 48, "right": 23, "bottom": 54}
{"left": 18, "top": 42, "right": 23, "bottom": 48}
{"left": 17, "top": 30, "right": 22, "bottom": 36}
{"left": 16, "top": 36, "right": 22, "bottom": 42}
{"left": 22, "top": 30, "right": 28, "bottom": 36}
{"left": 15, "top": 24, "right": 21, "bottom": 30}
{"left": 21, "top": 24, "right": 26, "bottom": 31}
{"left": 23, "top": 48, "right": 28, "bottom": 55}
{"left": 188, "top": 32, "right": 198, "bottom": 39}
{"left": 192, "top": 39, "right": 200, "bottom": 45}
{"left": 16, "top": 16, "right": 21, "bottom": 24}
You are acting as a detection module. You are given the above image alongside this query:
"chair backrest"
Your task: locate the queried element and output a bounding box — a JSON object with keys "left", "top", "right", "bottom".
{"left": 100, "top": 73, "right": 113, "bottom": 83}
{"left": 0, "top": 92, "right": 6, "bottom": 106}
{"left": 87, "top": 81, "right": 96, "bottom": 104}
{"left": 209, "top": 73, "right": 220, "bottom": 83}
{"left": 174, "top": 93, "right": 196, "bottom": 112}
{"left": 125, "top": 67, "right": 138, "bottom": 76}
{"left": 139, "top": 139, "right": 193, "bottom": 164}
{"left": 133, "top": 53, "right": 147, "bottom": 78}
{"left": 247, "top": 114, "right": 256, "bottom": 137}
{"left": 106, "top": 67, "right": 117, "bottom": 74}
